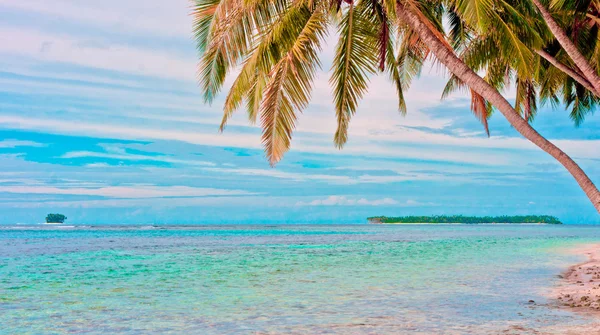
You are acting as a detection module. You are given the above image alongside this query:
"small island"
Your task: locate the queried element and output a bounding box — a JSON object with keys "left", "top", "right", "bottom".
{"left": 45, "top": 213, "right": 67, "bottom": 224}
{"left": 367, "top": 215, "right": 562, "bottom": 224}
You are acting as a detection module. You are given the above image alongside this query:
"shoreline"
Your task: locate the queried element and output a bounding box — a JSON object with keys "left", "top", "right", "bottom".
{"left": 554, "top": 244, "right": 600, "bottom": 313}
{"left": 515, "top": 243, "right": 600, "bottom": 335}
{"left": 536, "top": 243, "right": 600, "bottom": 334}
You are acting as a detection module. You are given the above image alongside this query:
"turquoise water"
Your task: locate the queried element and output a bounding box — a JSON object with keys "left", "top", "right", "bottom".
{"left": 2, "top": 224, "right": 600, "bottom": 334}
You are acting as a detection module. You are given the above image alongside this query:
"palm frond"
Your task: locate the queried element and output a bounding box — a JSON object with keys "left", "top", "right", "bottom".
{"left": 330, "top": 2, "right": 379, "bottom": 148}
{"left": 441, "top": 74, "right": 467, "bottom": 99}
{"left": 197, "top": 0, "right": 290, "bottom": 104}
{"left": 191, "top": 0, "right": 222, "bottom": 54}
{"left": 446, "top": 7, "right": 472, "bottom": 50}
{"left": 220, "top": 1, "right": 320, "bottom": 130}
{"left": 492, "top": 13, "right": 535, "bottom": 78}
{"left": 386, "top": 35, "right": 407, "bottom": 114}
{"left": 196, "top": 0, "right": 252, "bottom": 103}
{"left": 453, "top": 0, "right": 495, "bottom": 33}
{"left": 563, "top": 79, "right": 597, "bottom": 126}
{"left": 260, "top": 5, "right": 328, "bottom": 165}
{"left": 470, "top": 89, "right": 491, "bottom": 136}
{"left": 515, "top": 78, "right": 538, "bottom": 122}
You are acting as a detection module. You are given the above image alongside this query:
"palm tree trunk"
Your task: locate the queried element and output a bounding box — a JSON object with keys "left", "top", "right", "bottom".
{"left": 530, "top": 0, "right": 600, "bottom": 95}
{"left": 396, "top": 1, "right": 600, "bottom": 214}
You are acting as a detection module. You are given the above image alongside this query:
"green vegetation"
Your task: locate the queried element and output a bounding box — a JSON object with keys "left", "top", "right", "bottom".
{"left": 191, "top": 0, "right": 600, "bottom": 213}
{"left": 367, "top": 215, "right": 562, "bottom": 224}
{"left": 45, "top": 213, "right": 67, "bottom": 224}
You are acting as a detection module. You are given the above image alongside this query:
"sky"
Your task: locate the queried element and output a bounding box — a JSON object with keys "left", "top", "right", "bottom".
{"left": 0, "top": 0, "right": 599, "bottom": 224}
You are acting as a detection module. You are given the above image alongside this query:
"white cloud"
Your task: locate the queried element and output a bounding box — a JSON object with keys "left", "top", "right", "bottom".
{"left": 0, "top": 0, "right": 192, "bottom": 38}
{"left": 202, "top": 167, "right": 453, "bottom": 184}
{"left": 202, "top": 167, "right": 353, "bottom": 183}
{"left": 0, "top": 153, "right": 26, "bottom": 159}
{"left": 0, "top": 27, "right": 196, "bottom": 81}
{"left": 84, "top": 163, "right": 112, "bottom": 168}
{"left": 296, "top": 196, "right": 398, "bottom": 206}
{"left": 61, "top": 151, "right": 216, "bottom": 167}
{"left": 0, "top": 195, "right": 299, "bottom": 209}
{"left": 0, "top": 139, "right": 45, "bottom": 148}
{"left": 294, "top": 196, "right": 440, "bottom": 207}
{"left": 0, "top": 115, "right": 263, "bottom": 150}
{"left": 0, "top": 185, "right": 255, "bottom": 198}
{"left": 0, "top": 115, "right": 522, "bottom": 166}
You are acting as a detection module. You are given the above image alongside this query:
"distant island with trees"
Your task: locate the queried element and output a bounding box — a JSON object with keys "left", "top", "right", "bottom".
{"left": 45, "top": 213, "right": 67, "bottom": 224}
{"left": 367, "top": 215, "right": 562, "bottom": 224}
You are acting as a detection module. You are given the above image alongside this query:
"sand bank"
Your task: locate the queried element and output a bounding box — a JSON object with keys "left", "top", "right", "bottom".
{"left": 554, "top": 244, "right": 600, "bottom": 313}
{"left": 538, "top": 244, "right": 600, "bottom": 334}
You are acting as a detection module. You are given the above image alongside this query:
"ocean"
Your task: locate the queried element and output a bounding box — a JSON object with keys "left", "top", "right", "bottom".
{"left": 2, "top": 224, "right": 600, "bottom": 334}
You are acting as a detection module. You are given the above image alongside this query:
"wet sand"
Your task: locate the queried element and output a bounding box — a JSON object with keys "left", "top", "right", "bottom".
{"left": 545, "top": 244, "right": 600, "bottom": 334}
{"left": 499, "top": 244, "right": 600, "bottom": 335}
{"left": 555, "top": 244, "right": 600, "bottom": 312}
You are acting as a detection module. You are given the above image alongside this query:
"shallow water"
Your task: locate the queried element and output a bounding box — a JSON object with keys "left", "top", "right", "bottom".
{"left": 2, "top": 224, "right": 600, "bottom": 334}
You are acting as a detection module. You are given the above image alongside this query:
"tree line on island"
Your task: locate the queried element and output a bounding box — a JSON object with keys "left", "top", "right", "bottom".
{"left": 45, "top": 213, "right": 67, "bottom": 224}
{"left": 367, "top": 215, "right": 562, "bottom": 224}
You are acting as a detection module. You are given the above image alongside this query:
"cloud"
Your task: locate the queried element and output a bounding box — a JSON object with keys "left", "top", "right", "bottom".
{"left": 0, "top": 185, "right": 255, "bottom": 199}
{"left": 0, "top": 139, "right": 45, "bottom": 148}
{"left": 294, "top": 196, "right": 438, "bottom": 207}
{"left": 0, "top": 27, "right": 196, "bottom": 81}
{"left": 0, "top": 195, "right": 290, "bottom": 209}
{"left": 0, "top": 0, "right": 598, "bottom": 224}
{"left": 296, "top": 196, "right": 398, "bottom": 206}
{"left": 84, "top": 162, "right": 111, "bottom": 168}
{"left": 0, "top": 153, "right": 26, "bottom": 159}
{"left": 0, "top": 0, "right": 192, "bottom": 38}
{"left": 202, "top": 167, "right": 447, "bottom": 184}
{"left": 202, "top": 167, "right": 354, "bottom": 183}
{"left": 202, "top": 166, "right": 497, "bottom": 184}
{"left": 0, "top": 115, "right": 263, "bottom": 150}
{"left": 6, "top": 110, "right": 596, "bottom": 168}
{"left": 61, "top": 150, "right": 216, "bottom": 167}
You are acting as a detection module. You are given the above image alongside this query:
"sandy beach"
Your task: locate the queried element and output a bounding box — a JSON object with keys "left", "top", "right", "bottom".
{"left": 544, "top": 244, "right": 600, "bottom": 334}
{"left": 500, "top": 243, "right": 600, "bottom": 335}
{"left": 555, "top": 244, "right": 600, "bottom": 312}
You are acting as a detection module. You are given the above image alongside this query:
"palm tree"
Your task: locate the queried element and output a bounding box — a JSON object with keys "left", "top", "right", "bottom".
{"left": 530, "top": 0, "right": 600, "bottom": 95}
{"left": 442, "top": 0, "right": 600, "bottom": 124}
{"left": 529, "top": 0, "right": 600, "bottom": 124}
{"left": 192, "top": 0, "right": 600, "bottom": 213}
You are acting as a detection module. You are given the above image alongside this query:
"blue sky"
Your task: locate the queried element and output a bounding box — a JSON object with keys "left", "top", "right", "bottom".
{"left": 0, "top": 0, "right": 599, "bottom": 224}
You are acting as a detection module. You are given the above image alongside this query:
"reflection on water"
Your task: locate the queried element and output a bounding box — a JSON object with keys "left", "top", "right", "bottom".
{"left": 1, "top": 224, "right": 600, "bottom": 334}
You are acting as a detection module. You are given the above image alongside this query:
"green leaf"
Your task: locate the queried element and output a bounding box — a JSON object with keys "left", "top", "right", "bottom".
{"left": 330, "top": 2, "right": 379, "bottom": 148}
